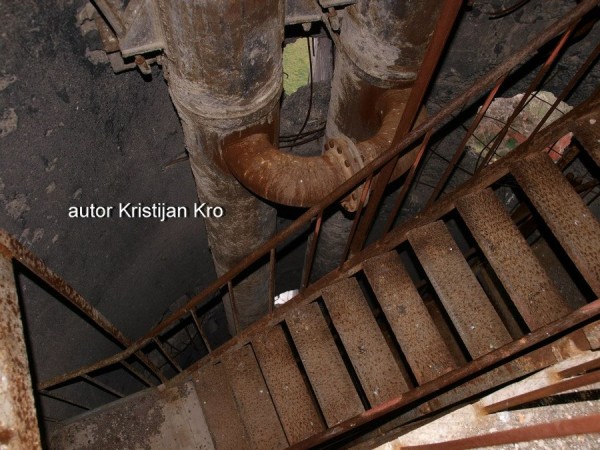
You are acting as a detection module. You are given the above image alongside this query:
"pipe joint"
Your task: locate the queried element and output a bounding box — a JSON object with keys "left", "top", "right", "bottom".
{"left": 325, "top": 135, "right": 367, "bottom": 212}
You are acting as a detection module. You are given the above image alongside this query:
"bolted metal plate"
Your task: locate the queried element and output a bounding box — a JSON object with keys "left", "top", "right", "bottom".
{"left": 322, "top": 277, "right": 409, "bottom": 405}
{"left": 253, "top": 326, "right": 326, "bottom": 444}
{"left": 408, "top": 221, "right": 512, "bottom": 359}
{"left": 286, "top": 302, "right": 364, "bottom": 427}
{"left": 363, "top": 251, "right": 458, "bottom": 384}
{"left": 457, "top": 188, "right": 571, "bottom": 330}
{"left": 223, "top": 345, "right": 288, "bottom": 450}
{"left": 512, "top": 152, "right": 600, "bottom": 296}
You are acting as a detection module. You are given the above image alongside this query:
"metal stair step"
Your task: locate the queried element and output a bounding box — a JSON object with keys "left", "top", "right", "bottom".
{"left": 286, "top": 301, "right": 365, "bottom": 427}
{"left": 572, "top": 111, "right": 600, "bottom": 167}
{"left": 253, "top": 325, "right": 326, "bottom": 444}
{"left": 193, "top": 362, "right": 250, "bottom": 450}
{"left": 511, "top": 152, "right": 600, "bottom": 295}
{"left": 363, "top": 251, "right": 458, "bottom": 384}
{"left": 457, "top": 188, "right": 571, "bottom": 330}
{"left": 407, "top": 221, "right": 512, "bottom": 359}
{"left": 322, "top": 277, "right": 409, "bottom": 405}
{"left": 223, "top": 345, "right": 288, "bottom": 450}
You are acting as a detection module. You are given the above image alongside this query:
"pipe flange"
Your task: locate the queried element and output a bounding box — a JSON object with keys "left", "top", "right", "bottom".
{"left": 325, "top": 136, "right": 368, "bottom": 212}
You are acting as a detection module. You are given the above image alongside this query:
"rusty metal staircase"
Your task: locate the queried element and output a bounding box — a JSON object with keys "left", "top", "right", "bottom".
{"left": 50, "top": 99, "right": 600, "bottom": 447}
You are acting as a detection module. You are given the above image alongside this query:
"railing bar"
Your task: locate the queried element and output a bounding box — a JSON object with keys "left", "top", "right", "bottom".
{"left": 426, "top": 76, "right": 506, "bottom": 207}
{"left": 152, "top": 337, "right": 182, "bottom": 373}
{"left": 349, "top": 0, "right": 463, "bottom": 254}
{"left": 384, "top": 130, "right": 434, "bottom": 233}
{"left": 118, "top": 360, "right": 156, "bottom": 387}
{"left": 483, "top": 369, "right": 600, "bottom": 415}
{"left": 400, "top": 414, "right": 600, "bottom": 450}
{"left": 529, "top": 40, "right": 600, "bottom": 141}
{"left": 228, "top": 281, "right": 241, "bottom": 335}
{"left": 269, "top": 248, "right": 276, "bottom": 313}
{"left": 190, "top": 310, "right": 212, "bottom": 352}
{"left": 301, "top": 211, "right": 323, "bottom": 289}
{"left": 38, "top": 390, "right": 91, "bottom": 411}
{"left": 35, "top": 0, "right": 599, "bottom": 390}
{"left": 477, "top": 24, "right": 575, "bottom": 170}
{"left": 556, "top": 356, "right": 600, "bottom": 379}
{"left": 81, "top": 374, "right": 125, "bottom": 398}
{"left": 341, "top": 175, "right": 374, "bottom": 264}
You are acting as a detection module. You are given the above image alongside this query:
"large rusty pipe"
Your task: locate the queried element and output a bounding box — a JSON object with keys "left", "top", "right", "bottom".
{"left": 313, "top": 0, "right": 444, "bottom": 280}
{"left": 223, "top": 90, "right": 426, "bottom": 209}
{"left": 156, "top": 0, "right": 284, "bottom": 333}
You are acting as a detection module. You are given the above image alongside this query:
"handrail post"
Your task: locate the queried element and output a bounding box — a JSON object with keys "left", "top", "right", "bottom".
{"left": 0, "top": 252, "right": 42, "bottom": 449}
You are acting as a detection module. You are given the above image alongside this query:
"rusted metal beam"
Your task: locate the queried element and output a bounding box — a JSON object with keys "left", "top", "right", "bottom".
{"left": 0, "top": 253, "right": 42, "bottom": 449}
{"left": 400, "top": 413, "right": 600, "bottom": 450}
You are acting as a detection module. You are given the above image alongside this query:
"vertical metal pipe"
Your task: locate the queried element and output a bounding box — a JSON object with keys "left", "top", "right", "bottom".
{"left": 312, "top": 0, "right": 446, "bottom": 280}
{"left": 156, "top": 0, "right": 284, "bottom": 333}
{"left": 0, "top": 253, "right": 42, "bottom": 449}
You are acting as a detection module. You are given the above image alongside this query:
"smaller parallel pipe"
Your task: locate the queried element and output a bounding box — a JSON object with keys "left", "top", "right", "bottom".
{"left": 301, "top": 212, "right": 323, "bottom": 289}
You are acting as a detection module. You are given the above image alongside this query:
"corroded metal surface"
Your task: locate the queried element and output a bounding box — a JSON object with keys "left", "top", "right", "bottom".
{"left": 363, "top": 251, "right": 458, "bottom": 384}
{"left": 457, "top": 188, "right": 571, "bottom": 330}
{"left": 223, "top": 345, "right": 288, "bottom": 449}
{"left": 193, "top": 362, "right": 250, "bottom": 449}
{"left": 253, "top": 326, "right": 326, "bottom": 444}
{"left": 512, "top": 152, "right": 600, "bottom": 296}
{"left": 572, "top": 107, "right": 600, "bottom": 167}
{"left": 407, "top": 221, "right": 512, "bottom": 359}
{"left": 0, "top": 254, "right": 41, "bottom": 449}
{"left": 322, "top": 277, "right": 409, "bottom": 405}
{"left": 286, "top": 302, "right": 364, "bottom": 426}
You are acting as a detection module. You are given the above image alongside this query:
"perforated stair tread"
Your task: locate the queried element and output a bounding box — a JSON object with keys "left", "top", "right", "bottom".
{"left": 572, "top": 111, "right": 600, "bottom": 167}
{"left": 222, "top": 345, "right": 288, "bottom": 450}
{"left": 363, "top": 251, "right": 458, "bottom": 384}
{"left": 511, "top": 152, "right": 600, "bottom": 295}
{"left": 286, "top": 301, "right": 365, "bottom": 427}
{"left": 193, "top": 362, "right": 250, "bottom": 450}
{"left": 407, "top": 220, "right": 512, "bottom": 359}
{"left": 253, "top": 325, "right": 326, "bottom": 444}
{"left": 457, "top": 188, "right": 571, "bottom": 330}
{"left": 321, "top": 277, "right": 409, "bottom": 405}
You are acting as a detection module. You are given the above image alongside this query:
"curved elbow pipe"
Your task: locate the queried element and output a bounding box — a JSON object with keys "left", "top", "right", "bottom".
{"left": 223, "top": 89, "right": 425, "bottom": 210}
{"left": 223, "top": 133, "right": 347, "bottom": 208}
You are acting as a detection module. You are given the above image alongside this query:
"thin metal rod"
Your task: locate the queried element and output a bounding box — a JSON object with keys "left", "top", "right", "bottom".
{"left": 268, "top": 248, "right": 276, "bottom": 313}
{"left": 384, "top": 130, "right": 433, "bottom": 233}
{"left": 152, "top": 337, "right": 182, "bottom": 373}
{"left": 556, "top": 355, "right": 600, "bottom": 379}
{"left": 400, "top": 414, "right": 600, "bottom": 450}
{"left": 427, "top": 76, "right": 506, "bottom": 206}
{"left": 342, "top": 176, "right": 373, "bottom": 263}
{"left": 483, "top": 370, "right": 600, "bottom": 414}
{"left": 349, "top": 0, "right": 463, "bottom": 255}
{"left": 190, "top": 310, "right": 212, "bottom": 352}
{"left": 529, "top": 41, "right": 600, "bottom": 140}
{"left": 477, "top": 25, "right": 575, "bottom": 170}
{"left": 38, "top": 390, "right": 90, "bottom": 411}
{"left": 119, "top": 360, "right": 156, "bottom": 387}
{"left": 81, "top": 374, "right": 125, "bottom": 398}
{"left": 36, "top": 0, "right": 599, "bottom": 390}
{"left": 301, "top": 212, "right": 323, "bottom": 289}
{"left": 228, "top": 281, "right": 241, "bottom": 335}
